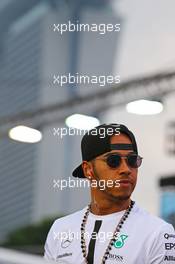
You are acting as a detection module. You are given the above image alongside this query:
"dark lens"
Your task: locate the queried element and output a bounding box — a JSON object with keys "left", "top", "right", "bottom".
{"left": 127, "top": 154, "right": 142, "bottom": 168}
{"left": 106, "top": 154, "right": 121, "bottom": 168}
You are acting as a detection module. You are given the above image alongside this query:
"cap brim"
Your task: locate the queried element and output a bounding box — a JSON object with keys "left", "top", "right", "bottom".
{"left": 72, "top": 164, "right": 85, "bottom": 178}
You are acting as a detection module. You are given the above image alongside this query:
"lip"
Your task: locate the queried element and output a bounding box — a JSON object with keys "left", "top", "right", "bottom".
{"left": 117, "top": 179, "right": 132, "bottom": 184}
{"left": 116, "top": 179, "right": 132, "bottom": 187}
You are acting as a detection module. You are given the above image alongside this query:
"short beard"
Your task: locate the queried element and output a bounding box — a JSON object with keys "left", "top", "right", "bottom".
{"left": 103, "top": 187, "right": 131, "bottom": 202}
{"left": 110, "top": 194, "right": 130, "bottom": 202}
{"left": 91, "top": 161, "right": 131, "bottom": 202}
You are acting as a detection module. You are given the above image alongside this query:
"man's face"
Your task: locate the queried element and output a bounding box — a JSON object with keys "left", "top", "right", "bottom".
{"left": 90, "top": 133, "right": 138, "bottom": 201}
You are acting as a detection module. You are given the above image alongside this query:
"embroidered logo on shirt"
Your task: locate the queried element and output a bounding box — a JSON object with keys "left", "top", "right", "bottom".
{"left": 108, "top": 254, "right": 124, "bottom": 262}
{"left": 56, "top": 252, "right": 73, "bottom": 259}
{"left": 114, "top": 234, "right": 128, "bottom": 248}
{"left": 61, "top": 232, "right": 74, "bottom": 248}
{"left": 164, "top": 255, "right": 175, "bottom": 261}
{"left": 164, "top": 233, "right": 175, "bottom": 240}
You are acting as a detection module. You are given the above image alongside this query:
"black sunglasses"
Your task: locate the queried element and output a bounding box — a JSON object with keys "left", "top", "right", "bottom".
{"left": 96, "top": 153, "right": 143, "bottom": 169}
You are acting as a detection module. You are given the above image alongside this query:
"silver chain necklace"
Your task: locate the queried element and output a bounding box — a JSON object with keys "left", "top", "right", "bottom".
{"left": 80, "top": 200, "right": 135, "bottom": 264}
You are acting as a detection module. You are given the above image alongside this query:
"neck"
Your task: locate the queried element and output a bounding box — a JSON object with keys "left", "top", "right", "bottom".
{"left": 90, "top": 189, "right": 131, "bottom": 215}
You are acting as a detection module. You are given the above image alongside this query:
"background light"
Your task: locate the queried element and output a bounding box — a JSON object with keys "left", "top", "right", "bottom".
{"left": 126, "top": 99, "right": 163, "bottom": 115}
{"left": 65, "top": 114, "right": 100, "bottom": 130}
{"left": 9, "top": 126, "right": 42, "bottom": 143}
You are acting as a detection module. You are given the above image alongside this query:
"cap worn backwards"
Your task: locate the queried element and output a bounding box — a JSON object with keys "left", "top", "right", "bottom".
{"left": 72, "top": 123, "right": 138, "bottom": 178}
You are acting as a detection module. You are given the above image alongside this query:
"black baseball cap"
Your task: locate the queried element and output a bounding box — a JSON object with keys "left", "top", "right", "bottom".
{"left": 72, "top": 123, "right": 138, "bottom": 178}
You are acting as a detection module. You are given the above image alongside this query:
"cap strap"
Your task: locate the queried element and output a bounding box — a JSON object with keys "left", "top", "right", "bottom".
{"left": 110, "top": 144, "right": 133, "bottom": 150}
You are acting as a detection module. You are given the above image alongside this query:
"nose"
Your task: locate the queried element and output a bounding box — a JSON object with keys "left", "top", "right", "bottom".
{"left": 118, "top": 157, "right": 131, "bottom": 176}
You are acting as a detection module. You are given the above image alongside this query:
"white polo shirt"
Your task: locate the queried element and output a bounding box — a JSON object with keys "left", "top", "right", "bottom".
{"left": 44, "top": 203, "right": 175, "bottom": 263}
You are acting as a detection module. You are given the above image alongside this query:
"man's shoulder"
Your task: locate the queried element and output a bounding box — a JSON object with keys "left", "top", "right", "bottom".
{"left": 51, "top": 206, "right": 87, "bottom": 231}
{"left": 134, "top": 203, "right": 174, "bottom": 233}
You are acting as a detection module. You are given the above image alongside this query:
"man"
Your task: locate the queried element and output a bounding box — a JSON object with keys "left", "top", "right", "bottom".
{"left": 44, "top": 123, "right": 175, "bottom": 263}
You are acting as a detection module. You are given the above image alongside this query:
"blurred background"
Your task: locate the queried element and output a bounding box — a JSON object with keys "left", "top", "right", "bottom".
{"left": 0, "top": 0, "right": 175, "bottom": 260}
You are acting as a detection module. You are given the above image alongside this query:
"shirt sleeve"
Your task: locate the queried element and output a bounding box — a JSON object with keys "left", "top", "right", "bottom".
{"left": 147, "top": 222, "right": 175, "bottom": 263}
{"left": 44, "top": 221, "right": 58, "bottom": 261}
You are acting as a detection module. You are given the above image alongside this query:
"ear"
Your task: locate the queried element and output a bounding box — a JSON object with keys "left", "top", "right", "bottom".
{"left": 82, "top": 161, "right": 93, "bottom": 180}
